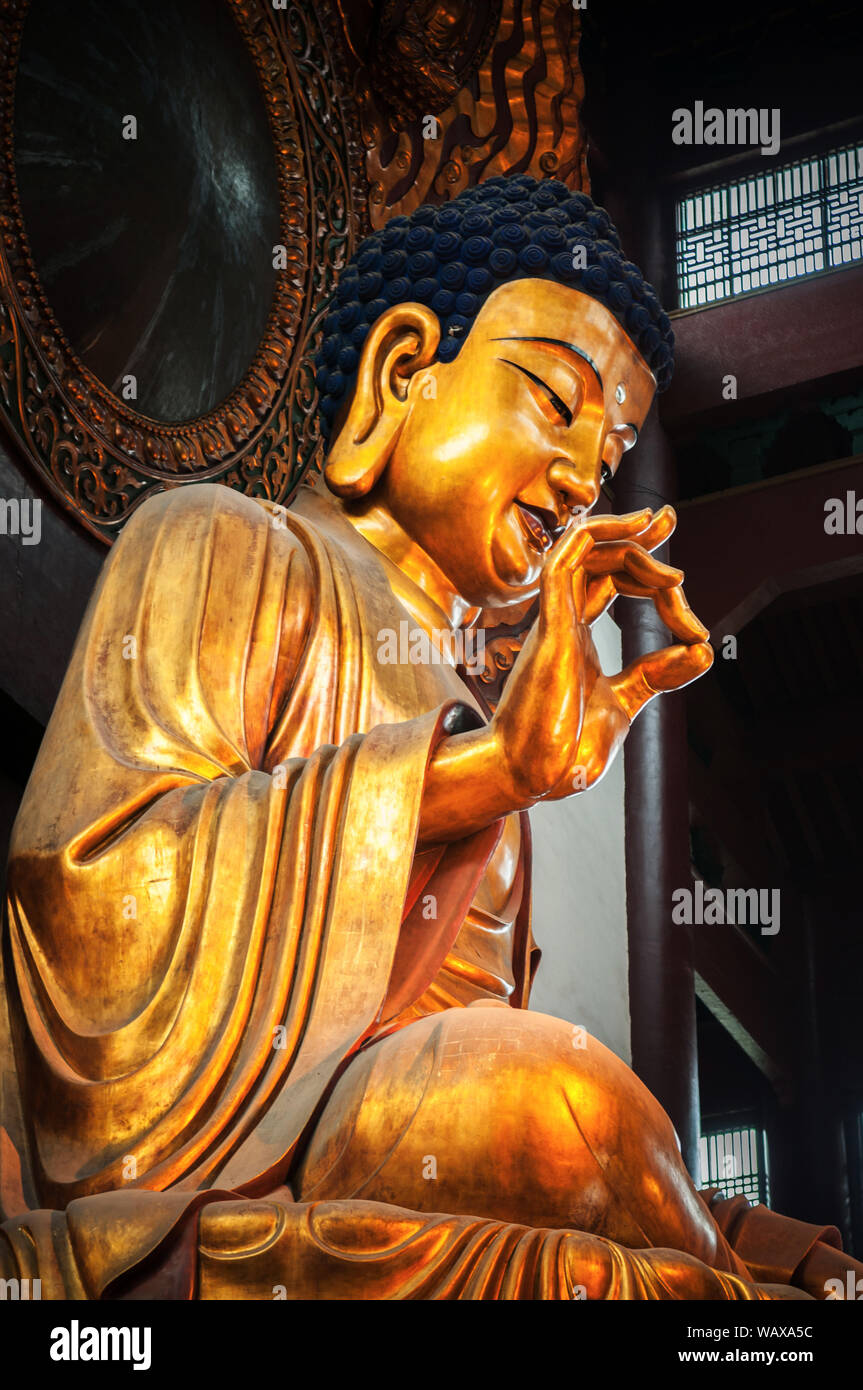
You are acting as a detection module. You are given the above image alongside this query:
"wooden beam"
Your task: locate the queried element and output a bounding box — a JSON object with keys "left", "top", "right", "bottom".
{"left": 672, "top": 455, "right": 863, "bottom": 635}
{"left": 694, "top": 922, "right": 793, "bottom": 1090}
{"left": 663, "top": 264, "right": 863, "bottom": 428}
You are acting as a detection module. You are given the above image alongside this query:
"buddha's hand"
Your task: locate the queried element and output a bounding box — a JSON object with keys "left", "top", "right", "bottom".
{"left": 491, "top": 506, "right": 713, "bottom": 805}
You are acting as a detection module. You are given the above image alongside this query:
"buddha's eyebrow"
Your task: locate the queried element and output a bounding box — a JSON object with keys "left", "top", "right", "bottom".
{"left": 490, "top": 337, "right": 604, "bottom": 393}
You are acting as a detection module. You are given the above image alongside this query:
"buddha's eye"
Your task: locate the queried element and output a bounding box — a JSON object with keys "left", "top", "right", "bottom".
{"left": 499, "top": 358, "right": 573, "bottom": 427}
{"left": 601, "top": 462, "right": 612, "bottom": 485}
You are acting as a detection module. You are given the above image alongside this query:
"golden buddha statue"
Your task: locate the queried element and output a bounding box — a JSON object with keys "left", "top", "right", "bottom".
{"left": 1, "top": 176, "right": 857, "bottom": 1300}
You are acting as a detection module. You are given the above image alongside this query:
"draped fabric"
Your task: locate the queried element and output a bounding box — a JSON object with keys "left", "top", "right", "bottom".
{"left": 1, "top": 484, "right": 499, "bottom": 1212}
{"left": 703, "top": 1188, "right": 842, "bottom": 1287}
{"left": 0, "top": 1187, "right": 771, "bottom": 1302}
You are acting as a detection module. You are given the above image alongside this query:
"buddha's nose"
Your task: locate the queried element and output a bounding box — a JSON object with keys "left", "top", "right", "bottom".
{"left": 546, "top": 459, "right": 598, "bottom": 514}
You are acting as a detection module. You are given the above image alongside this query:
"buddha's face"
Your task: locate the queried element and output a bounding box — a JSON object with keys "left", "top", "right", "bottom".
{"left": 377, "top": 279, "right": 657, "bottom": 609}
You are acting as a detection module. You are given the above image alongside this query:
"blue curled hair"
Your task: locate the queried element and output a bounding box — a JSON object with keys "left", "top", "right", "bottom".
{"left": 315, "top": 175, "right": 674, "bottom": 444}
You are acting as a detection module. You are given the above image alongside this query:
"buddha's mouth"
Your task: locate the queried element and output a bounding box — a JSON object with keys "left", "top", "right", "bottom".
{"left": 514, "top": 499, "right": 565, "bottom": 554}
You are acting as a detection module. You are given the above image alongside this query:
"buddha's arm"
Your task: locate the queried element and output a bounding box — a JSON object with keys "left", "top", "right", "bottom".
{"left": 419, "top": 723, "right": 528, "bottom": 843}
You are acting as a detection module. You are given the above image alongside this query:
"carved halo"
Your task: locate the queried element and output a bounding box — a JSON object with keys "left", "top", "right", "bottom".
{"left": 0, "top": 0, "right": 365, "bottom": 542}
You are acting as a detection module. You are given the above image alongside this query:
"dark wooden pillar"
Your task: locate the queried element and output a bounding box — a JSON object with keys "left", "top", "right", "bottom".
{"left": 615, "top": 412, "right": 701, "bottom": 1178}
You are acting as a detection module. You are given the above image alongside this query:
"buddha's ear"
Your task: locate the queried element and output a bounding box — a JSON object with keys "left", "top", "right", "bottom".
{"left": 325, "top": 303, "right": 440, "bottom": 499}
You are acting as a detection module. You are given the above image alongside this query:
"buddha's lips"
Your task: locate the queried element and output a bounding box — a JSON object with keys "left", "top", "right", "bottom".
{"left": 514, "top": 500, "right": 564, "bottom": 553}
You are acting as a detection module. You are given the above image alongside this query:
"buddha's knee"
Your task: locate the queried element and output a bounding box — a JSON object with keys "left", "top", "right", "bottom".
{"left": 294, "top": 1005, "right": 673, "bottom": 1236}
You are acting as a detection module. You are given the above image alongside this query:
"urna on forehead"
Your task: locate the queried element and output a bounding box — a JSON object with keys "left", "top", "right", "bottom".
{"left": 460, "top": 278, "right": 660, "bottom": 421}
{"left": 316, "top": 174, "right": 675, "bottom": 442}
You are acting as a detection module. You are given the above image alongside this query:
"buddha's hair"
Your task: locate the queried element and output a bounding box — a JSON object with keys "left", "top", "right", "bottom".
{"left": 315, "top": 174, "right": 674, "bottom": 443}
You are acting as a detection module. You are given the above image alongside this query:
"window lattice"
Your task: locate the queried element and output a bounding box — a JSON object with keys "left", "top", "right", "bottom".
{"left": 676, "top": 142, "right": 863, "bottom": 308}
{"left": 699, "top": 1124, "right": 769, "bottom": 1207}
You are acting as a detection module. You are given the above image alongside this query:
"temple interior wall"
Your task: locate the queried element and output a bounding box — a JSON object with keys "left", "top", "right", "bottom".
{"left": 527, "top": 612, "right": 631, "bottom": 1065}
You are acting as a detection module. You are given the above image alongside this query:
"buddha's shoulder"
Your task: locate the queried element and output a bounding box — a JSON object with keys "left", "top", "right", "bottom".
{"left": 123, "top": 482, "right": 290, "bottom": 531}
{"left": 117, "top": 483, "right": 326, "bottom": 569}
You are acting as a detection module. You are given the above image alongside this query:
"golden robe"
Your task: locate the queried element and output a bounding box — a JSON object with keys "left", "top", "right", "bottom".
{"left": 0, "top": 483, "right": 824, "bottom": 1299}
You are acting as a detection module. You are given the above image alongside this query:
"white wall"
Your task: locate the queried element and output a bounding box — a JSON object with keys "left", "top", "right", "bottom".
{"left": 527, "top": 613, "right": 631, "bottom": 1064}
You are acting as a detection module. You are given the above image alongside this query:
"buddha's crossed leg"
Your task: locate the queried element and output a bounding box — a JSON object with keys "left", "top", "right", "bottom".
{"left": 294, "top": 1004, "right": 744, "bottom": 1274}
{"left": 292, "top": 1003, "right": 853, "bottom": 1298}
{"left": 2, "top": 1004, "right": 840, "bottom": 1298}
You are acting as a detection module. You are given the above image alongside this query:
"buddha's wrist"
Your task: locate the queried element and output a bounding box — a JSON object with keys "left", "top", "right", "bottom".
{"left": 418, "top": 724, "right": 535, "bottom": 844}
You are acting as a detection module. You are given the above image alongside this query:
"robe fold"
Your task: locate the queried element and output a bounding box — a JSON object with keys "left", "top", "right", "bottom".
{"left": 0, "top": 1188, "right": 774, "bottom": 1302}
{"left": 1, "top": 483, "right": 507, "bottom": 1211}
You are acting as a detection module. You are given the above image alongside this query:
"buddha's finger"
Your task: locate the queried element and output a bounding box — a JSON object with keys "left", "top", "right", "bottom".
{"left": 580, "top": 504, "right": 676, "bottom": 551}
{"left": 609, "top": 576, "right": 710, "bottom": 643}
{"left": 570, "top": 561, "right": 591, "bottom": 626}
{"left": 545, "top": 520, "right": 595, "bottom": 575}
{"left": 577, "top": 508, "right": 653, "bottom": 543}
{"left": 584, "top": 541, "right": 683, "bottom": 588}
{"left": 610, "top": 642, "right": 714, "bottom": 720}
{"left": 584, "top": 574, "right": 617, "bottom": 625}
{"left": 635, "top": 504, "right": 677, "bottom": 553}
{"left": 540, "top": 526, "right": 594, "bottom": 625}
{"left": 611, "top": 575, "right": 654, "bottom": 598}
{"left": 654, "top": 585, "right": 710, "bottom": 642}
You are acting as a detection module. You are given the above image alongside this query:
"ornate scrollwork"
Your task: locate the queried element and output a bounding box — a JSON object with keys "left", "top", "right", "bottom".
{"left": 351, "top": 0, "right": 587, "bottom": 230}
{"left": 461, "top": 600, "right": 539, "bottom": 711}
{"left": 0, "top": 0, "right": 364, "bottom": 541}
{"left": 366, "top": 1, "right": 503, "bottom": 127}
